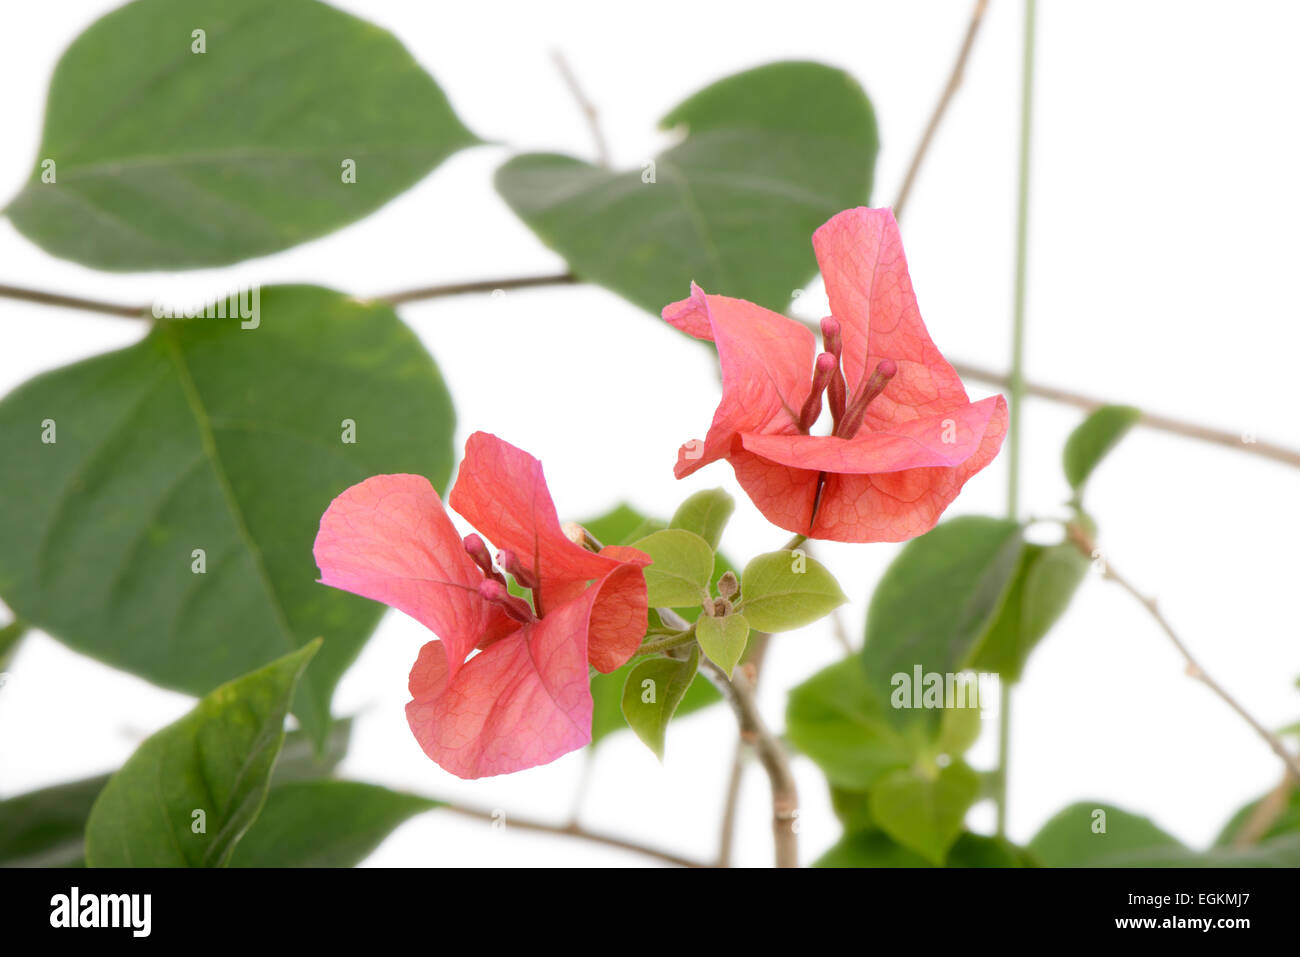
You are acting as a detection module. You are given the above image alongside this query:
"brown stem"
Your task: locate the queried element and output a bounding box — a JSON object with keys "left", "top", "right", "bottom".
{"left": 698, "top": 653, "right": 799, "bottom": 867}
{"left": 6, "top": 276, "right": 1298, "bottom": 472}
{"left": 441, "top": 803, "right": 707, "bottom": 868}
{"left": 892, "top": 0, "right": 990, "bottom": 220}
{"left": 1232, "top": 773, "right": 1296, "bottom": 847}
{"left": 716, "top": 742, "right": 745, "bottom": 868}
{"left": 373, "top": 272, "right": 579, "bottom": 307}
{"left": 0, "top": 283, "right": 149, "bottom": 319}
{"left": 1069, "top": 526, "right": 1300, "bottom": 782}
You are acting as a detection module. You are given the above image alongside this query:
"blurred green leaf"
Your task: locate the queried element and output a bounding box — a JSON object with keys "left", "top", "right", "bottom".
{"left": 496, "top": 61, "right": 877, "bottom": 316}
{"left": 669, "top": 488, "right": 735, "bottom": 551}
{"left": 785, "top": 658, "right": 912, "bottom": 791}
{"left": 0, "top": 719, "right": 350, "bottom": 868}
{"left": 632, "top": 529, "right": 715, "bottom": 608}
{"left": 862, "top": 517, "right": 1023, "bottom": 731}
{"left": 695, "top": 611, "right": 750, "bottom": 678}
{"left": 1214, "top": 785, "right": 1300, "bottom": 847}
{"left": 970, "top": 542, "right": 1089, "bottom": 682}
{"left": 0, "top": 287, "right": 455, "bottom": 744}
{"left": 229, "top": 780, "right": 437, "bottom": 867}
{"left": 86, "top": 642, "right": 319, "bottom": 867}
{"left": 739, "top": 549, "right": 846, "bottom": 633}
{"left": 1063, "top": 405, "right": 1140, "bottom": 497}
{"left": 868, "top": 761, "right": 979, "bottom": 866}
{"left": 1028, "top": 801, "right": 1184, "bottom": 867}
{"left": 5, "top": 0, "right": 477, "bottom": 270}
{"left": 620, "top": 647, "right": 700, "bottom": 760}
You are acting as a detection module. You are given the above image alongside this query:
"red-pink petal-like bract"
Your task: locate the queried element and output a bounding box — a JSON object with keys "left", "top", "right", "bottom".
{"left": 664, "top": 207, "right": 1008, "bottom": 542}
{"left": 313, "top": 433, "right": 649, "bottom": 779}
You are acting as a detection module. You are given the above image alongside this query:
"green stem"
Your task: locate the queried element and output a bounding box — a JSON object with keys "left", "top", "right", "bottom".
{"left": 997, "top": 0, "right": 1037, "bottom": 840}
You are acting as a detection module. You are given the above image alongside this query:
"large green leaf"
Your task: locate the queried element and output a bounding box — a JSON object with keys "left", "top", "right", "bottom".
{"left": 85, "top": 642, "right": 318, "bottom": 867}
{"left": 0, "top": 719, "right": 351, "bottom": 868}
{"left": 496, "top": 61, "right": 877, "bottom": 316}
{"left": 1215, "top": 785, "right": 1300, "bottom": 847}
{"left": 0, "top": 287, "right": 455, "bottom": 742}
{"left": 861, "top": 517, "right": 1024, "bottom": 730}
{"left": 969, "top": 542, "right": 1089, "bottom": 682}
{"left": 1063, "top": 405, "right": 1140, "bottom": 498}
{"left": 785, "top": 658, "right": 912, "bottom": 791}
{"left": 4, "top": 0, "right": 477, "bottom": 270}
{"left": 228, "top": 780, "right": 437, "bottom": 867}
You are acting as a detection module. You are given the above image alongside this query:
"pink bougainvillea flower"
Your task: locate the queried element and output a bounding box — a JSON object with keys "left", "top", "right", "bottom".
{"left": 312, "top": 432, "right": 649, "bottom": 779}
{"left": 664, "top": 207, "right": 1007, "bottom": 543}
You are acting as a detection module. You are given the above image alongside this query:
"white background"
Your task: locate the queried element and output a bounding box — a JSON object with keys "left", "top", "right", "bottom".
{"left": 2, "top": 0, "right": 1298, "bottom": 867}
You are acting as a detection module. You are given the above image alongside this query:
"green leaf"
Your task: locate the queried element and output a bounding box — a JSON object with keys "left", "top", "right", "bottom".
{"left": 970, "top": 542, "right": 1089, "bottom": 682}
{"left": 868, "top": 761, "right": 979, "bottom": 866}
{"left": 0, "top": 287, "right": 454, "bottom": 743}
{"left": 1214, "top": 786, "right": 1300, "bottom": 847}
{"left": 1028, "top": 801, "right": 1184, "bottom": 867}
{"left": 945, "top": 832, "right": 1036, "bottom": 868}
{"left": 496, "top": 61, "right": 877, "bottom": 316}
{"left": 785, "top": 658, "right": 912, "bottom": 791}
{"left": 4, "top": 0, "right": 477, "bottom": 270}
{"left": 0, "top": 720, "right": 349, "bottom": 868}
{"left": 815, "top": 828, "right": 931, "bottom": 868}
{"left": 579, "top": 504, "right": 719, "bottom": 746}
{"left": 620, "top": 647, "right": 700, "bottom": 760}
{"left": 228, "top": 780, "right": 437, "bottom": 867}
{"left": 862, "top": 517, "right": 1024, "bottom": 730}
{"left": 695, "top": 612, "right": 750, "bottom": 678}
{"left": 85, "top": 642, "right": 319, "bottom": 867}
{"left": 0, "top": 775, "right": 108, "bottom": 868}
{"left": 669, "top": 488, "right": 735, "bottom": 550}
{"left": 590, "top": 657, "right": 719, "bottom": 747}
{"left": 631, "top": 529, "right": 715, "bottom": 608}
{"left": 1063, "top": 405, "right": 1140, "bottom": 496}
{"left": 739, "top": 549, "right": 846, "bottom": 633}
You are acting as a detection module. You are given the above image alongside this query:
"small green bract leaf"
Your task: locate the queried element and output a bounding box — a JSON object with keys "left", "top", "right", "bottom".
{"left": 669, "top": 488, "right": 735, "bottom": 550}
{"left": 620, "top": 647, "right": 700, "bottom": 760}
{"left": 6, "top": 0, "right": 478, "bottom": 270}
{"left": 85, "top": 642, "right": 320, "bottom": 867}
{"left": 1063, "top": 405, "right": 1140, "bottom": 495}
{"left": 738, "top": 550, "right": 846, "bottom": 633}
{"left": 631, "top": 529, "right": 715, "bottom": 608}
{"left": 695, "top": 612, "right": 750, "bottom": 678}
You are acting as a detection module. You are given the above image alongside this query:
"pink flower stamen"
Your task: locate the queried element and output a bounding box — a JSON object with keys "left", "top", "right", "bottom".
{"left": 477, "top": 579, "right": 538, "bottom": 624}
{"left": 836, "top": 358, "right": 898, "bottom": 439}
{"left": 798, "top": 352, "right": 839, "bottom": 433}
{"left": 820, "top": 317, "right": 848, "bottom": 426}
{"left": 497, "top": 548, "right": 539, "bottom": 590}
{"left": 463, "top": 533, "right": 507, "bottom": 586}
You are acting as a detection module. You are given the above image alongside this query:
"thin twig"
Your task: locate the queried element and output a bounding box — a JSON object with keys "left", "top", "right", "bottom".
{"left": 0, "top": 283, "right": 149, "bottom": 319}
{"left": 441, "top": 802, "right": 707, "bottom": 868}
{"left": 1233, "top": 772, "right": 1296, "bottom": 847}
{"left": 552, "top": 50, "right": 612, "bottom": 168}
{"left": 950, "top": 361, "right": 1300, "bottom": 470}
{"left": 5, "top": 276, "right": 1299, "bottom": 472}
{"left": 1068, "top": 526, "right": 1300, "bottom": 782}
{"left": 716, "top": 741, "right": 746, "bottom": 867}
{"left": 372, "top": 272, "right": 579, "bottom": 307}
{"left": 892, "top": 0, "right": 990, "bottom": 219}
